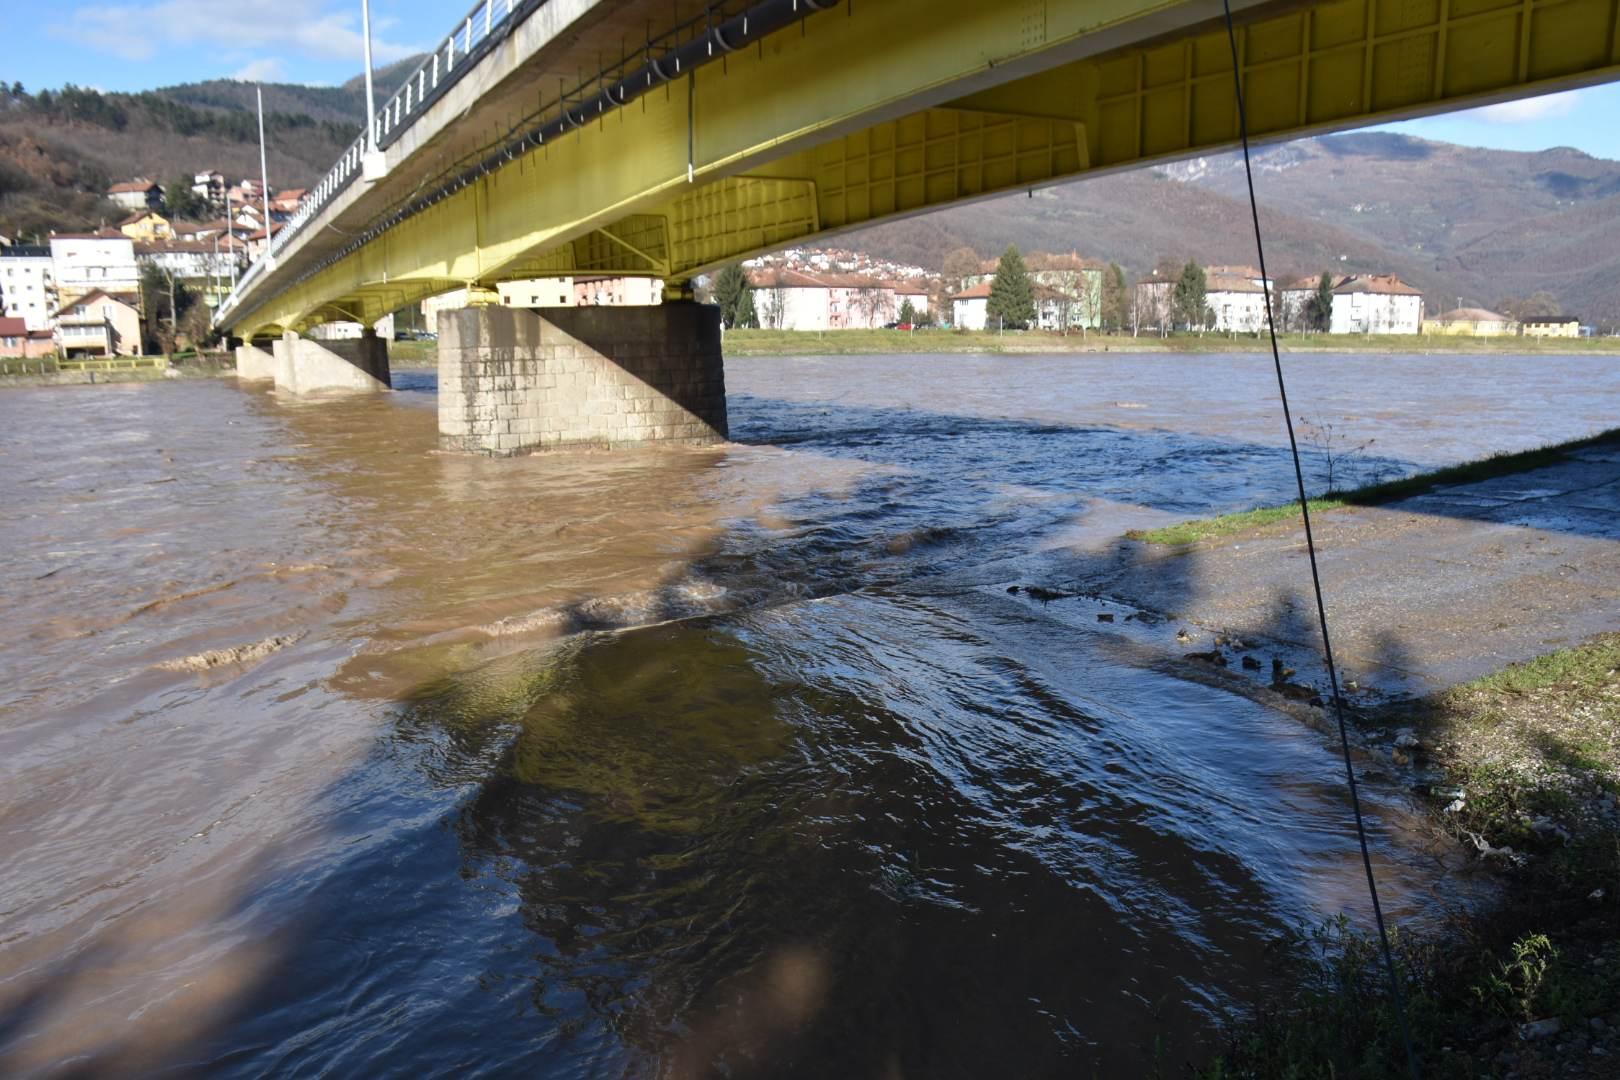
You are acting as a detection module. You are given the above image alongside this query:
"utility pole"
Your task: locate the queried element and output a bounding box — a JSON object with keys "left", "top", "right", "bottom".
{"left": 361, "top": 0, "right": 386, "bottom": 181}
{"left": 256, "top": 84, "right": 274, "bottom": 268}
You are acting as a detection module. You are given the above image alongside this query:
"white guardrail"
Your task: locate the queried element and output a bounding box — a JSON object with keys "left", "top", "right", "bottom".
{"left": 219, "top": 0, "right": 533, "bottom": 321}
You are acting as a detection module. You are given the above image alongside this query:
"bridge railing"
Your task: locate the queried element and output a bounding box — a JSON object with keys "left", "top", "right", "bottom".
{"left": 219, "top": 0, "right": 546, "bottom": 322}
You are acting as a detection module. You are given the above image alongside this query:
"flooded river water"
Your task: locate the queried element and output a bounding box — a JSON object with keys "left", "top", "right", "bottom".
{"left": 2, "top": 352, "right": 1616, "bottom": 1076}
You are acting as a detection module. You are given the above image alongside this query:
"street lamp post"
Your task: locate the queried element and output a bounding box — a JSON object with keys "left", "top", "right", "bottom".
{"left": 256, "top": 84, "right": 274, "bottom": 269}
{"left": 361, "top": 0, "right": 387, "bottom": 181}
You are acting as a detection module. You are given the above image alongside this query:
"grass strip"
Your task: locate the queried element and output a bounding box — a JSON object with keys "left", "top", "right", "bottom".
{"left": 1130, "top": 427, "right": 1620, "bottom": 546}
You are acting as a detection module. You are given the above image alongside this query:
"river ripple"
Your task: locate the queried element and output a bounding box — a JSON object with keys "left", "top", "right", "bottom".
{"left": 1, "top": 352, "right": 1614, "bottom": 1076}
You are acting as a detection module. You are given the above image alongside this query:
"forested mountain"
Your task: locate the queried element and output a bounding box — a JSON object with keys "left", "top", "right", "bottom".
{"left": 0, "top": 58, "right": 422, "bottom": 238}
{"left": 840, "top": 132, "right": 1620, "bottom": 327}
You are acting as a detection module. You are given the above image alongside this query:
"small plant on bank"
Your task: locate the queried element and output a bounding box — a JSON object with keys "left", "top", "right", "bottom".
{"left": 1296, "top": 413, "right": 1377, "bottom": 496}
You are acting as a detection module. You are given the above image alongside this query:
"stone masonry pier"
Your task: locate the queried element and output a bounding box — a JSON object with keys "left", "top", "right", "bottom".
{"left": 438, "top": 303, "right": 727, "bottom": 454}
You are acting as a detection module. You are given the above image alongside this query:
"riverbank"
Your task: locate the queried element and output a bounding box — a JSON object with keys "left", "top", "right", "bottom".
{"left": 720, "top": 327, "right": 1620, "bottom": 357}
{"left": 999, "top": 431, "right": 1620, "bottom": 1075}
{"left": 0, "top": 355, "right": 235, "bottom": 387}
{"left": 1199, "top": 634, "right": 1620, "bottom": 1079}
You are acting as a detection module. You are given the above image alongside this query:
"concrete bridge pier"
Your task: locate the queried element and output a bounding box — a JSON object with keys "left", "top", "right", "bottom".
{"left": 234, "top": 342, "right": 277, "bottom": 381}
{"left": 437, "top": 303, "right": 727, "bottom": 454}
{"left": 255, "top": 330, "right": 392, "bottom": 394}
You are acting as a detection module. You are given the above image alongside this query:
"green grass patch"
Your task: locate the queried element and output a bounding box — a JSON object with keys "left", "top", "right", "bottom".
{"left": 1468, "top": 635, "right": 1620, "bottom": 696}
{"left": 1130, "top": 426, "right": 1620, "bottom": 546}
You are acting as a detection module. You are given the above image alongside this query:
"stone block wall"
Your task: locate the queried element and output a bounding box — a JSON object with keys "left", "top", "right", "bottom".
{"left": 437, "top": 303, "right": 727, "bottom": 454}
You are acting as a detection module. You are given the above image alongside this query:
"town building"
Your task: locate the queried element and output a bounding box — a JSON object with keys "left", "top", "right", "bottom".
{"left": 117, "top": 210, "right": 174, "bottom": 243}
{"left": 1427, "top": 306, "right": 1518, "bottom": 336}
{"left": 1204, "top": 267, "right": 1273, "bottom": 333}
{"left": 308, "top": 314, "right": 396, "bottom": 341}
{"left": 135, "top": 239, "right": 242, "bottom": 283}
{"left": 191, "top": 171, "right": 227, "bottom": 210}
{"left": 242, "top": 224, "right": 284, "bottom": 262}
{"left": 1522, "top": 314, "right": 1581, "bottom": 338}
{"left": 1131, "top": 279, "right": 1174, "bottom": 333}
{"left": 959, "top": 253, "right": 1103, "bottom": 329}
{"left": 0, "top": 317, "right": 56, "bottom": 359}
{"left": 1, "top": 244, "right": 58, "bottom": 331}
{"left": 574, "top": 276, "right": 664, "bottom": 306}
{"left": 56, "top": 290, "right": 142, "bottom": 357}
{"left": 49, "top": 233, "right": 141, "bottom": 308}
{"left": 951, "top": 281, "right": 1078, "bottom": 331}
{"left": 107, "top": 180, "right": 164, "bottom": 211}
{"left": 269, "top": 189, "right": 307, "bottom": 218}
{"left": 748, "top": 269, "right": 921, "bottom": 329}
{"left": 1329, "top": 274, "right": 1423, "bottom": 334}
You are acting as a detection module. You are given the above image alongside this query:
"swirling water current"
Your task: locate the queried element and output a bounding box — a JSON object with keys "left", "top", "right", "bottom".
{"left": 2, "top": 352, "right": 1616, "bottom": 1077}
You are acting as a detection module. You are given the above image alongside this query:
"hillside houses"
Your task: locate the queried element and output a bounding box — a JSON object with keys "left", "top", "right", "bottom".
{"left": 107, "top": 180, "right": 163, "bottom": 211}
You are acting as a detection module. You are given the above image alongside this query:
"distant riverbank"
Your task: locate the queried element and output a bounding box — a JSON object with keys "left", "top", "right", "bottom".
{"left": 722, "top": 327, "right": 1620, "bottom": 357}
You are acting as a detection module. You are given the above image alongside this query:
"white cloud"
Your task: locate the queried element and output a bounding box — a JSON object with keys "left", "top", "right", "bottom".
{"left": 232, "top": 58, "right": 286, "bottom": 83}
{"left": 1478, "top": 88, "right": 1587, "bottom": 124}
{"left": 51, "top": 0, "right": 421, "bottom": 69}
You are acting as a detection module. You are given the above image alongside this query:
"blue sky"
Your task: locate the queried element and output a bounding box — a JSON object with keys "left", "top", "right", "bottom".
{"left": 1, "top": 0, "right": 438, "bottom": 90}
{"left": 2, "top": 1, "right": 1618, "bottom": 160}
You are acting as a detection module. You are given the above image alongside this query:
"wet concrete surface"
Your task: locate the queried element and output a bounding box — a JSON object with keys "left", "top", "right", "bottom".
{"left": 1049, "top": 444, "right": 1620, "bottom": 700}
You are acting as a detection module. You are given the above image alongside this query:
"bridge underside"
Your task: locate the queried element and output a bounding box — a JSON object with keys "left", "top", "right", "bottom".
{"left": 221, "top": 0, "right": 1620, "bottom": 340}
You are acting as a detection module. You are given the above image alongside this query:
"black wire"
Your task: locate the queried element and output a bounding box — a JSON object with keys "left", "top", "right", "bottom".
{"left": 1217, "top": 2, "right": 1420, "bottom": 1076}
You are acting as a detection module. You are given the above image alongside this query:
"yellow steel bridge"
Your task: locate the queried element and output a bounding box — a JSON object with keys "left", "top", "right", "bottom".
{"left": 216, "top": 0, "right": 1620, "bottom": 341}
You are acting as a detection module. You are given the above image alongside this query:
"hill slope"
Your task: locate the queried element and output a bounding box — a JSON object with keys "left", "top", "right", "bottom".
{"left": 841, "top": 133, "right": 1620, "bottom": 326}
{"left": 0, "top": 60, "right": 422, "bottom": 238}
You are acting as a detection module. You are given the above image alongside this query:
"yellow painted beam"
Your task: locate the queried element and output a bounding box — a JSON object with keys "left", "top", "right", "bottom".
{"left": 228, "top": 0, "right": 1620, "bottom": 338}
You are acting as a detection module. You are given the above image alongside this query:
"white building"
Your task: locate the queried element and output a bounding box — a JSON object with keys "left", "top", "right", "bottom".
{"left": 191, "top": 171, "right": 226, "bottom": 209}
{"left": 135, "top": 240, "right": 243, "bottom": 282}
{"left": 574, "top": 276, "right": 664, "bottom": 306}
{"left": 1, "top": 245, "right": 58, "bottom": 331}
{"left": 309, "top": 314, "right": 396, "bottom": 340}
{"left": 50, "top": 233, "right": 140, "bottom": 308}
{"left": 951, "top": 281, "right": 1082, "bottom": 331}
{"left": 107, "top": 180, "right": 162, "bottom": 211}
{"left": 1204, "top": 267, "right": 1273, "bottom": 333}
{"left": 1329, "top": 274, "right": 1424, "bottom": 334}
{"left": 749, "top": 269, "right": 922, "bottom": 330}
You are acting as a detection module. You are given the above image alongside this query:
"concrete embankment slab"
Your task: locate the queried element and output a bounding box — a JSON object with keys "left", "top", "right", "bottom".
{"left": 1054, "top": 447, "right": 1620, "bottom": 698}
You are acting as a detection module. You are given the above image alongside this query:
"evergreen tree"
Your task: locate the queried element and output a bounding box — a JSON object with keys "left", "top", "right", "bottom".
{"left": 712, "top": 263, "right": 749, "bottom": 328}
{"left": 1305, "top": 272, "right": 1335, "bottom": 331}
{"left": 165, "top": 176, "right": 207, "bottom": 220}
{"left": 986, "top": 244, "right": 1034, "bottom": 330}
{"left": 734, "top": 285, "right": 758, "bottom": 329}
{"left": 1101, "top": 263, "right": 1129, "bottom": 331}
{"left": 1171, "top": 260, "right": 1207, "bottom": 331}
{"left": 898, "top": 297, "right": 918, "bottom": 326}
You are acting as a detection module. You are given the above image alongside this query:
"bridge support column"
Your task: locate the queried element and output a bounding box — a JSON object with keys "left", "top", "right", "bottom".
{"left": 272, "top": 330, "right": 391, "bottom": 394}
{"left": 438, "top": 303, "right": 727, "bottom": 454}
{"left": 234, "top": 342, "right": 276, "bottom": 381}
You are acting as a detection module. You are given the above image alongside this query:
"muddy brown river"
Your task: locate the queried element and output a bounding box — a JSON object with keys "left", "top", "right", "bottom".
{"left": 2, "top": 352, "right": 1616, "bottom": 1077}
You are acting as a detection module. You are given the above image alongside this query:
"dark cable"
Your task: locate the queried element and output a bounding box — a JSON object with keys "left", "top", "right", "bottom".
{"left": 1217, "top": 2, "right": 1420, "bottom": 1076}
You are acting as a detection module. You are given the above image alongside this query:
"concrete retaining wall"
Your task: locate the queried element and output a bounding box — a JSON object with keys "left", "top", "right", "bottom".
{"left": 437, "top": 303, "right": 727, "bottom": 454}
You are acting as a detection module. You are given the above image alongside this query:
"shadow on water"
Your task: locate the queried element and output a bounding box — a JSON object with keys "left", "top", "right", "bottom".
{"left": 4, "top": 372, "right": 1605, "bottom": 1076}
